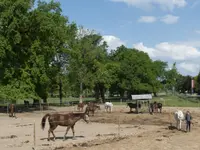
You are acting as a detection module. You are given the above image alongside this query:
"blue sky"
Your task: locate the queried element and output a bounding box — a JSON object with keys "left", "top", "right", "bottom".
{"left": 44, "top": 0, "right": 200, "bottom": 76}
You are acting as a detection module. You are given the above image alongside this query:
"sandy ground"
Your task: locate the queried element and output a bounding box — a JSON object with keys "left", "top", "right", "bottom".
{"left": 1, "top": 105, "right": 200, "bottom": 150}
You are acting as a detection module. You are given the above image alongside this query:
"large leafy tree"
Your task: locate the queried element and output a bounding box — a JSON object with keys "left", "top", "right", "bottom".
{"left": 0, "top": 0, "right": 77, "bottom": 103}
{"left": 68, "top": 28, "right": 113, "bottom": 102}
{"left": 111, "top": 46, "right": 153, "bottom": 97}
{"left": 150, "top": 60, "right": 168, "bottom": 96}
{"left": 164, "top": 62, "right": 179, "bottom": 94}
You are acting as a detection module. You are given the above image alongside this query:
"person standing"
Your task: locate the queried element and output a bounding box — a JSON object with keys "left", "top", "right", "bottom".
{"left": 185, "top": 111, "right": 192, "bottom": 132}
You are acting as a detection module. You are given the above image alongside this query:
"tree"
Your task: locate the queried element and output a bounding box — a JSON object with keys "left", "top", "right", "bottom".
{"left": 150, "top": 60, "right": 168, "bottom": 96}
{"left": 68, "top": 29, "right": 111, "bottom": 102}
{"left": 164, "top": 62, "right": 179, "bottom": 94}
{"left": 0, "top": 0, "right": 77, "bottom": 103}
{"left": 194, "top": 72, "right": 200, "bottom": 95}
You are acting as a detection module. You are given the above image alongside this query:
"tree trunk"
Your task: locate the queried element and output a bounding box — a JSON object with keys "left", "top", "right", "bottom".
{"left": 59, "top": 78, "right": 63, "bottom": 105}
{"left": 153, "top": 92, "right": 157, "bottom": 97}
{"left": 79, "top": 82, "right": 83, "bottom": 103}
{"left": 99, "top": 84, "right": 105, "bottom": 103}
{"left": 50, "top": 87, "right": 54, "bottom": 97}
{"left": 94, "top": 84, "right": 100, "bottom": 101}
{"left": 119, "top": 89, "right": 125, "bottom": 98}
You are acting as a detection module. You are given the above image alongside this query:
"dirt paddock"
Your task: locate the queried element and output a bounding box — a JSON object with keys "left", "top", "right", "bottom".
{"left": 1, "top": 105, "right": 200, "bottom": 150}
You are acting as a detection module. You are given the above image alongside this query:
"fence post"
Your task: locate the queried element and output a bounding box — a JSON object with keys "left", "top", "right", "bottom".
{"left": 33, "top": 120, "right": 36, "bottom": 149}
{"left": 7, "top": 102, "right": 9, "bottom": 114}
{"left": 118, "top": 110, "right": 122, "bottom": 138}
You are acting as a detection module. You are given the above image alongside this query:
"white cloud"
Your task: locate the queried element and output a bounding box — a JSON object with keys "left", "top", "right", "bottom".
{"left": 176, "top": 40, "right": 200, "bottom": 48}
{"left": 195, "top": 30, "right": 200, "bottom": 34}
{"left": 178, "top": 62, "right": 200, "bottom": 74}
{"left": 110, "top": 0, "right": 187, "bottom": 11}
{"left": 138, "top": 16, "right": 157, "bottom": 23}
{"left": 133, "top": 42, "right": 200, "bottom": 75}
{"left": 134, "top": 42, "right": 200, "bottom": 61}
{"left": 133, "top": 43, "right": 156, "bottom": 57}
{"left": 160, "top": 14, "right": 179, "bottom": 24}
{"left": 102, "top": 34, "right": 200, "bottom": 75}
{"left": 102, "top": 35, "right": 126, "bottom": 53}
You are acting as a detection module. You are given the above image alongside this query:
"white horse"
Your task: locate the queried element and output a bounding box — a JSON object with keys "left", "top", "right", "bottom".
{"left": 174, "top": 110, "right": 185, "bottom": 130}
{"left": 104, "top": 102, "right": 113, "bottom": 113}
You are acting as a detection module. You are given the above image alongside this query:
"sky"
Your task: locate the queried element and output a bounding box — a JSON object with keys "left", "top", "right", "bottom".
{"left": 44, "top": 0, "right": 200, "bottom": 76}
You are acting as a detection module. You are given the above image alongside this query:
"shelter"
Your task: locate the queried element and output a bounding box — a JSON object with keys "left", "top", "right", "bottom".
{"left": 131, "top": 94, "right": 152, "bottom": 113}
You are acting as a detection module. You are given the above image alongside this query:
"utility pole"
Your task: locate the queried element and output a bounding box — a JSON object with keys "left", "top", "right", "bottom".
{"left": 191, "top": 77, "right": 194, "bottom": 95}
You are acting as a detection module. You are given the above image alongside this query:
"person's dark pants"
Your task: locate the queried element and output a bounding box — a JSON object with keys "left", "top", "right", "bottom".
{"left": 186, "top": 121, "right": 191, "bottom": 132}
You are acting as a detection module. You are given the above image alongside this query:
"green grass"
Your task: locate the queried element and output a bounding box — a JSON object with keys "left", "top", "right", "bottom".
{"left": 150, "top": 95, "right": 200, "bottom": 107}
{"left": 1, "top": 94, "right": 200, "bottom": 108}
{"left": 110, "top": 95, "right": 200, "bottom": 107}
{"left": 33, "top": 95, "right": 200, "bottom": 107}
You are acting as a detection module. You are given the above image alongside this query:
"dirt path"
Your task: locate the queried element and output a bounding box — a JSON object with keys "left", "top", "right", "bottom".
{"left": 1, "top": 106, "right": 200, "bottom": 150}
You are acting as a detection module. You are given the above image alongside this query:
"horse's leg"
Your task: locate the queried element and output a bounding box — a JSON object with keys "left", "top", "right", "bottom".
{"left": 63, "top": 126, "right": 70, "bottom": 140}
{"left": 48, "top": 129, "right": 51, "bottom": 141}
{"left": 180, "top": 120, "right": 182, "bottom": 130}
{"left": 92, "top": 110, "right": 94, "bottom": 116}
{"left": 176, "top": 120, "right": 178, "bottom": 129}
{"left": 71, "top": 125, "right": 76, "bottom": 139}
{"left": 49, "top": 127, "right": 56, "bottom": 141}
{"left": 51, "top": 130, "right": 56, "bottom": 141}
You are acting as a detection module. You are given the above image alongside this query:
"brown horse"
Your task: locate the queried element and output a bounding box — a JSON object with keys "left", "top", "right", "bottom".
{"left": 77, "top": 102, "right": 85, "bottom": 111}
{"left": 85, "top": 103, "right": 101, "bottom": 116}
{"left": 41, "top": 110, "right": 90, "bottom": 141}
{"left": 149, "top": 102, "right": 163, "bottom": 114}
{"left": 8, "top": 104, "right": 16, "bottom": 117}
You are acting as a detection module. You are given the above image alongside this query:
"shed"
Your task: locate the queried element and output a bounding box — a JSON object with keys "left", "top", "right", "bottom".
{"left": 131, "top": 94, "right": 152, "bottom": 113}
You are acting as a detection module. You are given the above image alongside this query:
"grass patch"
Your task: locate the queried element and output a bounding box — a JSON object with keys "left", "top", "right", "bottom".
{"left": 148, "top": 95, "right": 200, "bottom": 107}
{"left": 108, "top": 95, "right": 200, "bottom": 107}
{"left": 1, "top": 94, "right": 200, "bottom": 108}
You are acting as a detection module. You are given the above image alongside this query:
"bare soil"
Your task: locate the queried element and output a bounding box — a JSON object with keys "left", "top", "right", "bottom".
{"left": 1, "top": 105, "right": 200, "bottom": 150}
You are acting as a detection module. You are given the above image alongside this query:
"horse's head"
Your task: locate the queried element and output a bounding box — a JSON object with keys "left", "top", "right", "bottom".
{"left": 82, "top": 113, "right": 90, "bottom": 124}
{"left": 96, "top": 105, "right": 101, "bottom": 110}
{"left": 126, "top": 103, "right": 130, "bottom": 108}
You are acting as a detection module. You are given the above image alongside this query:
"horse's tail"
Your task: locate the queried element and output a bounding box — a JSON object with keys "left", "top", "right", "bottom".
{"left": 41, "top": 113, "right": 50, "bottom": 130}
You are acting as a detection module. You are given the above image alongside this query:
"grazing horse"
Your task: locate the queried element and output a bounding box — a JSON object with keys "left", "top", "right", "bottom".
{"left": 104, "top": 102, "right": 113, "bottom": 113}
{"left": 41, "top": 110, "right": 90, "bottom": 141}
{"left": 24, "top": 100, "right": 30, "bottom": 108}
{"left": 85, "top": 103, "right": 100, "bottom": 116}
{"left": 127, "top": 103, "right": 141, "bottom": 112}
{"left": 174, "top": 110, "right": 185, "bottom": 130}
{"left": 77, "top": 102, "right": 85, "bottom": 111}
{"left": 149, "top": 102, "right": 162, "bottom": 114}
{"left": 8, "top": 104, "right": 16, "bottom": 117}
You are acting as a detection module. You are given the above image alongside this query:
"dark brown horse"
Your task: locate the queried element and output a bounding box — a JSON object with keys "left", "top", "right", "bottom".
{"left": 149, "top": 102, "right": 162, "bottom": 114}
{"left": 8, "top": 104, "right": 16, "bottom": 117}
{"left": 85, "top": 103, "right": 101, "bottom": 116}
{"left": 127, "top": 103, "right": 141, "bottom": 112}
{"left": 41, "top": 110, "right": 90, "bottom": 141}
{"left": 77, "top": 102, "right": 85, "bottom": 111}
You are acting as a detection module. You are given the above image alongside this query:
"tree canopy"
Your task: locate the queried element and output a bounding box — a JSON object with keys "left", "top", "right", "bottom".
{"left": 0, "top": 0, "right": 199, "bottom": 104}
